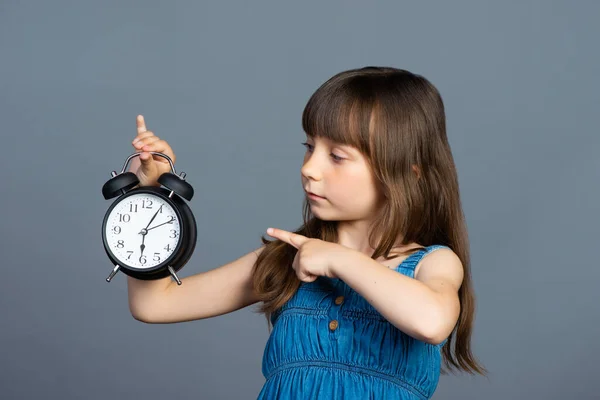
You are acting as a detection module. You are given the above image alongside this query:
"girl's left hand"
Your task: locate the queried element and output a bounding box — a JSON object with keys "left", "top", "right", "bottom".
{"left": 266, "top": 227, "right": 350, "bottom": 282}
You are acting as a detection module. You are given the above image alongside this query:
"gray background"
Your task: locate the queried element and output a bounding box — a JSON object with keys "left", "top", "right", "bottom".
{"left": 1, "top": 1, "right": 598, "bottom": 399}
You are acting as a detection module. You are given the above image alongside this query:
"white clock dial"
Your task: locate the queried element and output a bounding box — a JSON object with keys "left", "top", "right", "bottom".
{"left": 104, "top": 193, "right": 181, "bottom": 269}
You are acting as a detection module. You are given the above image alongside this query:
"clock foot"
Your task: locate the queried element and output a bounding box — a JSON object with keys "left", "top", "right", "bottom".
{"left": 106, "top": 264, "right": 121, "bottom": 282}
{"left": 168, "top": 266, "right": 182, "bottom": 285}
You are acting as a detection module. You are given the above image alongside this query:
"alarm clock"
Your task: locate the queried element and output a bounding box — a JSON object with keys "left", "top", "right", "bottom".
{"left": 101, "top": 151, "right": 196, "bottom": 285}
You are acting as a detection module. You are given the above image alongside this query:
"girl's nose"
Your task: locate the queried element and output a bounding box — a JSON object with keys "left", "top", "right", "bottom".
{"left": 301, "top": 155, "right": 322, "bottom": 181}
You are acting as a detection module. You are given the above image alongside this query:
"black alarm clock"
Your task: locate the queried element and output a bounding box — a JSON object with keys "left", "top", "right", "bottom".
{"left": 101, "top": 152, "right": 196, "bottom": 285}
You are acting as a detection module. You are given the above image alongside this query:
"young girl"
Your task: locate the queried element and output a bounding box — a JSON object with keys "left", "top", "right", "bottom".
{"left": 127, "top": 66, "right": 485, "bottom": 399}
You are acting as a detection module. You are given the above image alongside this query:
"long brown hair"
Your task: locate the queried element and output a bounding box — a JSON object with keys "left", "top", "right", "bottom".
{"left": 252, "top": 66, "right": 486, "bottom": 375}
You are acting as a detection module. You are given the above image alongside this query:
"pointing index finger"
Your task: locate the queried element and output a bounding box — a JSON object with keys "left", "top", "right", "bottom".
{"left": 137, "top": 115, "right": 147, "bottom": 134}
{"left": 267, "top": 227, "right": 307, "bottom": 248}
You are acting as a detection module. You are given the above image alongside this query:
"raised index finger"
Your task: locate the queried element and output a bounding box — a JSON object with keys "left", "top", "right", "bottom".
{"left": 137, "top": 115, "right": 147, "bottom": 134}
{"left": 266, "top": 227, "right": 307, "bottom": 248}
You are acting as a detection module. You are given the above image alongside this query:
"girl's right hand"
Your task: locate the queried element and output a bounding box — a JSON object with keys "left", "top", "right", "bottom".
{"left": 129, "top": 115, "right": 176, "bottom": 187}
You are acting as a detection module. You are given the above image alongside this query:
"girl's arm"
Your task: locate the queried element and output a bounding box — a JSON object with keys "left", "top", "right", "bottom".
{"left": 332, "top": 248, "right": 463, "bottom": 345}
{"left": 127, "top": 246, "right": 264, "bottom": 323}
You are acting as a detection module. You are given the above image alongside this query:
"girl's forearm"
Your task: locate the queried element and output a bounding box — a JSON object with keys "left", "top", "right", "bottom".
{"left": 332, "top": 251, "right": 447, "bottom": 344}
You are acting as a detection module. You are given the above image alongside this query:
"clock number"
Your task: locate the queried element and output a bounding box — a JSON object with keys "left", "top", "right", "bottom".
{"left": 139, "top": 255, "right": 146, "bottom": 265}
{"left": 116, "top": 240, "right": 125, "bottom": 248}
{"left": 118, "top": 213, "right": 131, "bottom": 223}
{"left": 129, "top": 204, "right": 138, "bottom": 213}
{"left": 164, "top": 244, "right": 171, "bottom": 252}
{"left": 113, "top": 226, "right": 121, "bottom": 234}
{"left": 169, "top": 230, "right": 178, "bottom": 238}
{"left": 142, "top": 200, "right": 154, "bottom": 209}
{"left": 153, "top": 253, "right": 161, "bottom": 262}
{"left": 126, "top": 251, "right": 133, "bottom": 260}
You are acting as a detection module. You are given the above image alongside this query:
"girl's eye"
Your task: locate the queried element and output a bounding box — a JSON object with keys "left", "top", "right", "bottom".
{"left": 302, "top": 142, "right": 344, "bottom": 162}
{"left": 301, "top": 142, "right": 314, "bottom": 152}
{"left": 330, "top": 153, "right": 344, "bottom": 162}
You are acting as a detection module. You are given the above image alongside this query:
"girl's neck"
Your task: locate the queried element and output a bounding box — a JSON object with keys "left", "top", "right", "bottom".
{"left": 336, "top": 220, "right": 420, "bottom": 258}
{"left": 336, "top": 220, "right": 374, "bottom": 255}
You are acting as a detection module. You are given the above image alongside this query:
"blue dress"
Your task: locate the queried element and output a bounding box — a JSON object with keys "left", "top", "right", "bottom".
{"left": 257, "top": 245, "right": 449, "bottom": 399}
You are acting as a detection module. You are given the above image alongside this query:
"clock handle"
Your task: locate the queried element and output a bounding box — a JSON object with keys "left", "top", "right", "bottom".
{"left": 168, "top": 266, "right": 182, "bottom": 285}
{"left": 119, "top": 152, "right": 177, "bottom": 175}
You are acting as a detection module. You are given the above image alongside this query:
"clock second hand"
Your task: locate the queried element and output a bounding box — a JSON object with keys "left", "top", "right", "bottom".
{"left": 145, "top": 204, "right": 163, "bottom": 231}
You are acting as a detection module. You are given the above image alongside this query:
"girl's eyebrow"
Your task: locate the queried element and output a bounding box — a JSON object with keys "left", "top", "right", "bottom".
{"left": 304, "top": 135, "right": 358, "bottom": 154}
{"left": 334, "top": 142, "right": 358, "bottom": 154}
{"left": 306, "top": 135, "right": 345, "bottom": 147}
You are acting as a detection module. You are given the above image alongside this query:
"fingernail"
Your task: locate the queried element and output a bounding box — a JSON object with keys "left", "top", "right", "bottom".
{"left": 267, "top": 228, "right": 273, "bottom": 235}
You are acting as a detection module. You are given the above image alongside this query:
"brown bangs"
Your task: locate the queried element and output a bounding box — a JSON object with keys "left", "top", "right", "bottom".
{"left": 300, "top": 76, "right": 376, "bottom": 156}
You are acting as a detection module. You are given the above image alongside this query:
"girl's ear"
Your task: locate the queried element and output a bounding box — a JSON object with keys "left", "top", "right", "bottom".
{"left": 412, "top": 165, "right": 421, "bottom": 179}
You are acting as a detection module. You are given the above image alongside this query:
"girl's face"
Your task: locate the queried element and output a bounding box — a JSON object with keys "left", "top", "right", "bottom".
{"left": 300, "top": 135, "right": 382, "bottom": 222}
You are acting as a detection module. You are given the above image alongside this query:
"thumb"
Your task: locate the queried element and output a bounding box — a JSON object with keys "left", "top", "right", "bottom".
{"left": 139, "top": 151, "right": 153, "bottom": 165}
{"left": 136, "top": 152, "right": 159, "bottom": 187}
{"left": 138, "top": 152, "right": 159, "bottom": 180}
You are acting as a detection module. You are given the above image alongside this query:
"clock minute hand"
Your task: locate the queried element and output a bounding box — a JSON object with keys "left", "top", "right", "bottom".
{"left": 146, "top": 216, "right": 175, "bottom": 232}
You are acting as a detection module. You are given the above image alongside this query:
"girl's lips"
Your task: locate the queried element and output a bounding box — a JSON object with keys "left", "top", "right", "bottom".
{"left": 307, "top": 192, "right": 325, "bottom": 200}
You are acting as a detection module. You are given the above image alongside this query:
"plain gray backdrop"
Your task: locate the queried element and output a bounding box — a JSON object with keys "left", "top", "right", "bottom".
{"left": 1, "top": 1, "right": 598, "bottom": 399}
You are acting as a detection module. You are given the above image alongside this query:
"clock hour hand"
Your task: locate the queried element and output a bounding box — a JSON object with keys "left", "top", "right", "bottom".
{"left": 140, "top": 230, "right": 146, "bottom": 256}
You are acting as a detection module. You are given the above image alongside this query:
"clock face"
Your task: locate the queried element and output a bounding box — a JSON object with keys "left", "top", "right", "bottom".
{"left": 104, "top": 193, "right": 182, "bottom": 270}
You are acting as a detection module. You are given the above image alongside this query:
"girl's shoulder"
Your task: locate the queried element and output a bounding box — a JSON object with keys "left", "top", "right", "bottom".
{"left": 412, "top": 245, "right": 463, "bottom": 283}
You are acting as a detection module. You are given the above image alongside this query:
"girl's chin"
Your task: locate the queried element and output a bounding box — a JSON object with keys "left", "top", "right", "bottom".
{"left": 308, "top": 206, "right": 339, "bottom": 221}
